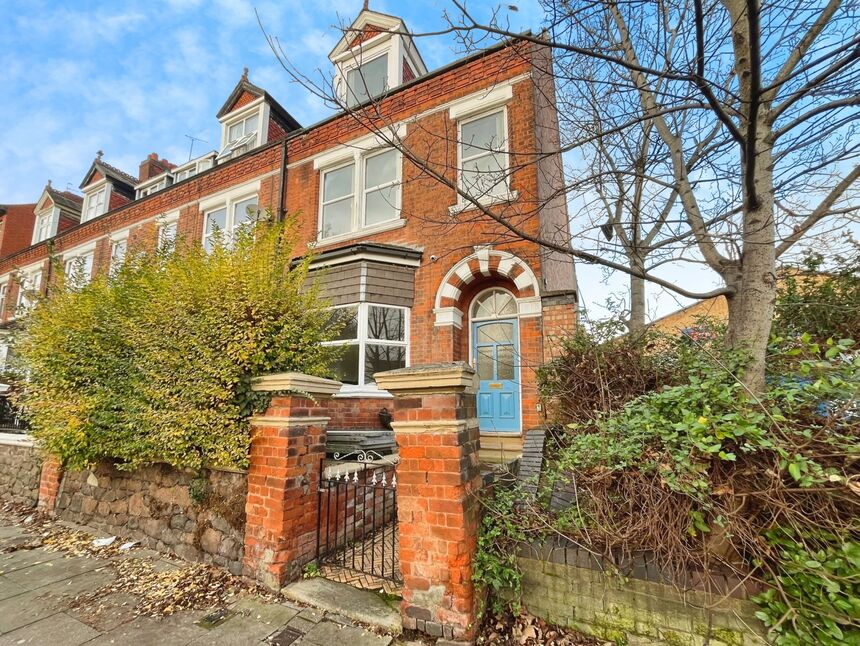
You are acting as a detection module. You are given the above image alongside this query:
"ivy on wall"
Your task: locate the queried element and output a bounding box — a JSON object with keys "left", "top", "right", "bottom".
{"left": 12, "top": 216, "right": 340, "bottom": 472}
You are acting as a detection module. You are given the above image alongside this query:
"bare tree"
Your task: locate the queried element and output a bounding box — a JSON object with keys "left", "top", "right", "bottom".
{"left": 261, "top": 0, "right": 860, "bottom": 392}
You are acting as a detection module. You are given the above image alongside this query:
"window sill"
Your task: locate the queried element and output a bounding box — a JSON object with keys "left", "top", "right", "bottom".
{"left": 448, "top": 190, "right": 519, "bottom": 216}
{"left": 314, "top": 218, "right": 406, "bottom": 248}
{"left": 334, "top": 384, "right": 395, "bottom": 399}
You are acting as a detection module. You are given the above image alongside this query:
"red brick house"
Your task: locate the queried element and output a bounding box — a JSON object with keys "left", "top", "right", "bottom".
{"left": 0, "top": 8, "right": 577, "bottom": 457}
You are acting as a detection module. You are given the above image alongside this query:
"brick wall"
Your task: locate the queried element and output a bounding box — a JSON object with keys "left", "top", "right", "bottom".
{"left": 518, "top": 543, "right": 766, "bottom": 645}
{"left": 0, "top": 439, "right": 41, "bottom": 505}
{"left": 55, "top": 461, "right": 247, "bottom": 575}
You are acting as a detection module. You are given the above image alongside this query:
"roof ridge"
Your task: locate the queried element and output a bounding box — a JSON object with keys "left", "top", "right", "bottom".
{"left": 96, "top": 159, "right": 137, "bottom": 186}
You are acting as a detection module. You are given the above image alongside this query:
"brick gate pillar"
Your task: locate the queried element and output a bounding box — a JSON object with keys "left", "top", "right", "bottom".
{"left": 375, "top": 362, "right": 483, "bottom": 644}
{"left": 242, "top": 372, "right": 341, "bottom": 590}
{"left": 37, "top": 455, "right": 64, "bottom": 514}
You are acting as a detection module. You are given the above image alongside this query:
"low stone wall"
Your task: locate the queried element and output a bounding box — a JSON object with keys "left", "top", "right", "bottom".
{"left": 55, "top": 461, "right": 247, "bottom": 575}
{"left": 0, "top": 436, "right": 41, "bottom": 505}
{"left": 519, "top": 546, "right": 767, "bottom": 645}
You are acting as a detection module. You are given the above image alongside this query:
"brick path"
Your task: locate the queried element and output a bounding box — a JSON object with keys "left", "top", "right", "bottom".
{"left": 319, "top": 524, "right": 402, "bottom": 596}
{"left": 0, "top": 518, "right": 399, "bottom": 646}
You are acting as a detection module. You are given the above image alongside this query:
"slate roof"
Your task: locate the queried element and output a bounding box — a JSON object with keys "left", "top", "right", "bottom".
{"left": 46, "top": 187, "right": 83, "bottom": 213}
{"left": 217, "top": 70, "right": 302, "bottom": 132}
{"left": 79, "top": 157, "right": 138, "bottom": 190}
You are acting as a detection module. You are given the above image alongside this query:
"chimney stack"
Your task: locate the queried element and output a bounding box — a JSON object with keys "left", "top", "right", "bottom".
{"left": 138, "top": 152, "right": 173, "bottom": 182}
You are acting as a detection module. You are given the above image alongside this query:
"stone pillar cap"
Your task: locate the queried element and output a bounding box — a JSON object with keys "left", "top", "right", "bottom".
{"left": 374, "top": 362, "right": 477, "bottom": 395}
{"left": 250, "top": 372, "right": 342, "bottom": 396}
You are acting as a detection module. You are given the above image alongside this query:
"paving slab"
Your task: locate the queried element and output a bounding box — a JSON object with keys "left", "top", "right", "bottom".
{"left": 65, "top": 591, "right": 139, "bottom": 633}
{"left": 0, "top": 547, "right": 65, "bottom": 574}
{"left": 229, "top": 596, "right": 301, "bottom": 626}
{"left": 282, "top": 578, "right": 401, "bottom": 634}
{"left": 302, "top": 619, "right": 393, "bottom": 646}
{"left": 4, "top": 554, "right": 108, "bottom": 589}
{"left": 0, "top": 611, "right": 100, "bottom": 646}
{"left": 82, "top": 610, "right": 209, "bottom": 646}
{"left": 0, "top": 578, "right": 26, "bottom": 602}
{"left": 0, "top": 588, "right": 63, "bottom": 634}
{"left": 188, "top": 611, "right": 284, "bottom": 645}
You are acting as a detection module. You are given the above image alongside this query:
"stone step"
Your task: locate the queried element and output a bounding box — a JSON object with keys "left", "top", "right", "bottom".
{"left": 281, "top": 577, "right": 402, "bottom": 634}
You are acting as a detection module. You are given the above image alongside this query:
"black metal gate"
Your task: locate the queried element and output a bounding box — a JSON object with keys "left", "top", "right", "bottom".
{"left": 316, "top": 452, "right": 400, "bottom": 587}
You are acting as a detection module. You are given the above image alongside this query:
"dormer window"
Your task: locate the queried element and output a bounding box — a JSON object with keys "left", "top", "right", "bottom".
{"left": 136, "top": 176, "right": 173, "bottom": 199}
{"left": 82, "top": 185, "right": 109, "bottom": 222}
{"left": 32, "top": 208, "right": 58, "bottom": 244}
{"left": 174, "top": 154, "right": 214, "bottom": 182}
{"left": 330, "top": 10, "right": 427, "bottom": 110}
{"left": 346, "top": 54, "right": 388, "bottom": 107}
{"left": 219, "top": 111, "right": 261, "bottom": 161}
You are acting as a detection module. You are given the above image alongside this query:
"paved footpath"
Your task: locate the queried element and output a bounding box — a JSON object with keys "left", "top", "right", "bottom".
{"left": 0, "top": 518, "right": 402, "bottom": 646}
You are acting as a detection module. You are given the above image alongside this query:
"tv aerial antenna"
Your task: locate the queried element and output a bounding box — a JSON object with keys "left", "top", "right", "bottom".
{"left": 184, "top": 134, "right": 209, "bottom": 161}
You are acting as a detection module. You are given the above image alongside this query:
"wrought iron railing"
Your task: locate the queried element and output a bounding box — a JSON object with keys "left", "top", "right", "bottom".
{"left": 0, "top": 397, "right": 29, "bottom": 434}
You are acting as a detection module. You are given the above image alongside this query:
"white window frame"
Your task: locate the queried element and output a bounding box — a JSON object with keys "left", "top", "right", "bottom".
{"left": 322, "top": 302, "right": 410, "bottom": 395}
{"left": 344, "top": 52, "right": 390, "bottom": 107}
{"left": 218, "top": 100, "right": 269, "bottom": 160}
{"left": 173, "top": 153, "right": 216, "bottom": 182}
{"left": 32, "top": 207, "right": 59, "bottom": 244}
{"left": 15, "top": 265, "right": 43, "bottom": 314}
{"left": 157, "top": 211, "right": 180, "bottom": 251}
{"left": 81, "top": 180, "right": 111, "bottom": 223}
{"left": 109, "top": 230, "right": 130, "bottom": 274}
{"left": 201, "top": 192, "right": 260, "bottom": 252}
{"left": 454, "top": 107, "right": 513, "bottom": 207}
{"left": 316, "top": 147, "right": 402, "bottom": 243}
{"left": 63, "top": 243, "right": 96, "bottom": 289}
{"left": 136, "top": 175, "right": 173, "bottom": 199}
{"left": 0, "top": 282, "right": 7, "bottom": 320}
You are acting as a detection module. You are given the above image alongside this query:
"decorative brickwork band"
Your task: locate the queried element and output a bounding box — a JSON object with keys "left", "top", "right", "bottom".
{"left": 242, "top": 372, "right": 340, "bottom": 590}
{"left": 375, "top": 363, "right": 483, "bottom": 643}
{"left": 37, "top": 455, "right": 64, "bottom": 514}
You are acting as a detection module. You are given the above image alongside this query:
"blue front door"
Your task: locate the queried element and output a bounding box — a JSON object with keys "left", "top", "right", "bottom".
{"left": 473, "top": 318, "right": 520, "bottom": 433}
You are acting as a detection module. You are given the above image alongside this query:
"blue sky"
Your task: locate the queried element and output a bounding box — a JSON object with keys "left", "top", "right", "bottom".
{"left": 0, "top": 0, "right": 542, "bottom": 202}
{"left": 0, "top": 0, "right": 719, "bottom": 320}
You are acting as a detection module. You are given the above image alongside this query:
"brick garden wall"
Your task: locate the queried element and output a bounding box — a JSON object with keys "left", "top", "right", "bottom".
{"left": 55, "top": 461, "right": 247, "bottom": 575}
{"left": 0, "top": 439, "right": 41, "bottom": 505}
{"left": 518, "top": 543, "right": 767, "bottom": 646}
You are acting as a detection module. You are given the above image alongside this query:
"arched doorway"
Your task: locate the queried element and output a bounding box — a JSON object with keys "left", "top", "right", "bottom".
{"left": 470, "top": 288, "right": 520, "bottom": 433}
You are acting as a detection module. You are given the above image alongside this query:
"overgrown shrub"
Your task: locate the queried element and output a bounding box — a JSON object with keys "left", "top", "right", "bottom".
{"left": 537, "top": 318, "right": 724, "bottom": 428}
{"left": 12, "top": 216, "right": 340, "bottom": 471}
{"left": 478, "top": 329, "right": 859, "bottom": 644}
{"left": 774, "top": 244, "right": 860, "bottom": 343}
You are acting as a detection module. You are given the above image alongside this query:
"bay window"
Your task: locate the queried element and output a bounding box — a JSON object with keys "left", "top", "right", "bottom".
{"left": 319, "top": 148, "right": 400, "bottom": 240}
{"left": 325, "top": 303, "right": 408, "bottom": 388}
{"left": 203, "top": 195, "right": 259, "bottom": 252}
{"left": 458, "top": 109, "right": 508, "bottom": 201}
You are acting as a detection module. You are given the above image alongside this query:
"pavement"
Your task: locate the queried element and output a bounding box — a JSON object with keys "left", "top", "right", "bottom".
{"left": 0, "top": 516, "right": 406, "bottom": 646}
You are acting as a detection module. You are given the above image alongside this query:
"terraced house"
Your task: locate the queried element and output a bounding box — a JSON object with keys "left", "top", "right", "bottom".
{"left": 0, "top": 7, "right": 577, "bottom": 458}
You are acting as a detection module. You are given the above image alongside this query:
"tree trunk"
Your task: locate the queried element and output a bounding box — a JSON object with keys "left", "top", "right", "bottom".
{"left": 724, "top": 140, "right": 777, "bottom": 394}
{"left": 628, "top": 256, "right": 646, "bottom": 335}
{"left": 722, "top": 0, "right": 778, "bottom": 395}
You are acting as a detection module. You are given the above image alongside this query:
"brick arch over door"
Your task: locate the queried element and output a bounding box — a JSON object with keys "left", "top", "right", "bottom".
{"left": 433, "top": 249, "right": 542, "bottom": 327}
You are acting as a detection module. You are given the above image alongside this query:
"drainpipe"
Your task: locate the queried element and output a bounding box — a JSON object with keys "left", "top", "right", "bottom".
{"left": 276, "top": 139, "right": 288, "bottom": 223}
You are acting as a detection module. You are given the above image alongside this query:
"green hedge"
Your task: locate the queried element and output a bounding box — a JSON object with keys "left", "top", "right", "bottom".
{"left": 12, "top": 216, "right": 340, "bottom": 471}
